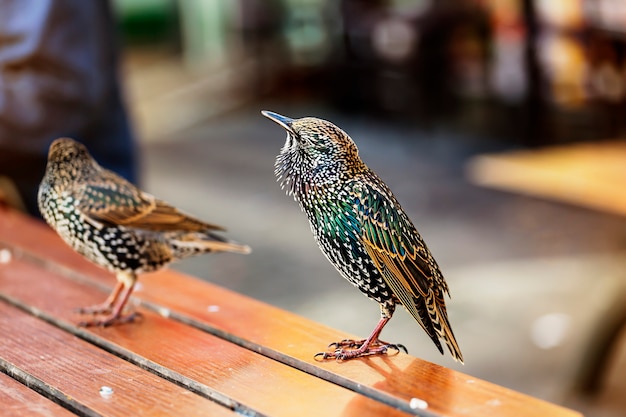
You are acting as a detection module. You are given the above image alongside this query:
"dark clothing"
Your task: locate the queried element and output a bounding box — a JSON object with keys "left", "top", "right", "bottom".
{"left": 0, "top": 0, "right": 137, "bottom": 214}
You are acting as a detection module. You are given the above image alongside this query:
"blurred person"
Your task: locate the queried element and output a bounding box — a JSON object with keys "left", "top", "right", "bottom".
{"left": 0, "top": 0, "right": 138, "bottom": 215}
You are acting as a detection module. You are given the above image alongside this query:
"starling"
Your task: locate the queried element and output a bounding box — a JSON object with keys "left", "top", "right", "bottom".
{"left": 38, "top": 138, "right": 250, "bottom": 327}
{"left": 263, "top": 111, "right": 463, "bottom": 363}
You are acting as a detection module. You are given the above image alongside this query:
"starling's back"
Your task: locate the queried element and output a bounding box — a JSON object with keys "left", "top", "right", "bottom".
{"left": 267, "top": 113, "right": 463, "bottom": 363}
{"left": 38, "top": 138, "right": 250, "bottom": 275}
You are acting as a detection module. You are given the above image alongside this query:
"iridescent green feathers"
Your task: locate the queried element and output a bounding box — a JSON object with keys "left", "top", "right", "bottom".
{"left": 353, "top": 182, "right": 462, "bottom": 361}
{"left": 264, "top": 111, "right": 463, "bottom": 363}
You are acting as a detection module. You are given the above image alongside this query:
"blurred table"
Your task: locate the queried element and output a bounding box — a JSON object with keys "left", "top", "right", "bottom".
{"left": 466, "top": 141, "right": 626, "bottom": 216}
{"left": 0, "top": 208, "right": 582, "bottom": 416}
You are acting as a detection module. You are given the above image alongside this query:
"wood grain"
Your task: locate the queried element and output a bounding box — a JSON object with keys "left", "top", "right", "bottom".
{"left": 0, "top": 257, "right": 413, "bottom": 417}
{"left": 0, "top": 208, "right": 583, "bottom": 417}
{"left": 0, "top": 302, "right": 236, "bottom": 417}
{"left": 0, "top": 372, "right": 76, "bottom": 417}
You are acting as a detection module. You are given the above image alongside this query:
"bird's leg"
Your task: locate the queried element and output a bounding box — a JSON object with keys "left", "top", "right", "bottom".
{"left": 316, "top": 305, "right": 407, "bottom": 361}
{"left": 326, "top": 317, "right": 391, "bottom": 349}
{"left": 76, "top": 280, "right": 124, "bottom": 315}
{"left": 328, "top": 336, "right": 398, "bottom": 350}
{"left": 79, "top": 272, "right": 141, "bottom": 327}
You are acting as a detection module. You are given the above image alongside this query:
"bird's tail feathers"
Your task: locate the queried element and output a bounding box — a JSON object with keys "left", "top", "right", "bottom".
{"left": 440, "top": 317, "right": 463, "bottom": 364}
{"left": 198, "top": 239, "right": 251, "bottom": 254}
{"left": 172, "top": 232, "right": 251, "bottom": 255}
{"left": 429, "top": 299, "right": 464, "bottom": 364}
{"left": 413, "top": 293, "right": 463, "bottom": 364}
{"left": 414, "top": 298, "right": 445, "bottom": 355}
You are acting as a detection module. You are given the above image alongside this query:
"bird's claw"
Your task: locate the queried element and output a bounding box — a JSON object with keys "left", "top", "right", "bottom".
{"left": 327, "top": 338, "right": 362, "bottom": 349}
{"left": 391, "top": 343, "right": 408, "bottom": 354}
{"left": 314, "top": 351, "right": 333, "bottom": 361}
{"left": 78, "top": 311, "right": 142, "bottom": 327}
{"left": 315, "top": 341, "right": 407, "bottom": 361}
{"left": 314, "top": 349, "right": 358, "bottom": 362}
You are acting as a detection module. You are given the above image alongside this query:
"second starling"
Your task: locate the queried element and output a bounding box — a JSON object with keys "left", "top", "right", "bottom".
{"left": 263, "top": 111, "right": 463, "bottom": 363}
{"left": 38, "top": 138, "right": 250, "bottom": 326}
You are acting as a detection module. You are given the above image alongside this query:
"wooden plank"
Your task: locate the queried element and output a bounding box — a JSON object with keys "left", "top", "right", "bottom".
{"left": 0, "top": 302, "right": 237, "bottom": 417}
{"left": 0, "top": 372, "right": 76, "bottom": 417}
{"left": 0, "top": 257, "right": 414, "bottom": 417}
{"left": 119, "top": 272, "right": 586, "bottom": 417}
{"left": 0, "top": 209, "right": 583, "bottom": 417}
{"left": 466, "top": 141, "right": 626, "bottom": 216}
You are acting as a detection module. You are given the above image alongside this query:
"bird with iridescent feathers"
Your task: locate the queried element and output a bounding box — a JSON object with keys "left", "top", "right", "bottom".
{"left": 38, "top": 138, "right": 250, "bottom": 327}
{"left": 263, "top": 111, "right": 463, "bottom": 363}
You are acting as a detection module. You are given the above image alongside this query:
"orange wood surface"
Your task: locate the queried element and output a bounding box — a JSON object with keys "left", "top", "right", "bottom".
{"left": 0, "top": 372, "right": 77, "bottom": 417}
{"left": 0, "top": 208, "right": 583, "bottom": 417}
{"left": 0, "top": 257, "right": 408, "bottom": 417}
{"left": 0, "top": 301, "right": 235, "bottom": 417}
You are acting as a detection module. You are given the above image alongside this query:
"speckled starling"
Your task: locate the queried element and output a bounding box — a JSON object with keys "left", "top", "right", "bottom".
{"left": 263, "top": 111, "right": 463, "bottom": 363}
{"left": 38, "top": 138, "right": 251, "bottom": 327}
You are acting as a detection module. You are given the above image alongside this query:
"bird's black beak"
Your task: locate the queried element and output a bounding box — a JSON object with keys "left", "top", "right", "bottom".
{"left": 261, "top": 110, "right": 294, "bottom": 133}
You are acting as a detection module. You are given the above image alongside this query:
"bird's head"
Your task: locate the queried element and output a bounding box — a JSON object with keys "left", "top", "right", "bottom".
{"left": 47, "top": 138, "right": 93, "bottom": 166}
{"left": 263, "top": 111, "right": 363, "bottom": 193}
{"left": 262, "top": 111, "right": 359, "bottom": 163}
{"left": 44, "top": 138, "right": 99, "bottom": 186}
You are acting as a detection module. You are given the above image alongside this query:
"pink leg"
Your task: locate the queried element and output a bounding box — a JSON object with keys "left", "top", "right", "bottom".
{"left": 77, "top": 281, "right": 125, "bottom": 315}
{"left": 79, "top": 273, "right": 140, "bottom": 327}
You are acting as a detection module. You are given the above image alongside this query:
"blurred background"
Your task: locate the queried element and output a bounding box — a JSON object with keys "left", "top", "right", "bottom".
{"left": 36, "top": 0, "right": 626, "bottom": 415}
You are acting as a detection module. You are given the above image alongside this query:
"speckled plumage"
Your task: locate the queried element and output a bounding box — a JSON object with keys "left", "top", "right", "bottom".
{"left": 38, "top": 138, "right": 250, "bottom": 326}
{"left": 263, "top": 111, "right": 463, "bottom": 363}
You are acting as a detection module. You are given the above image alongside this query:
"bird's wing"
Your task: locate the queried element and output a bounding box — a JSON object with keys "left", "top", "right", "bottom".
{"left": 352, "top": 182, "right": 443, "bottom": 309}
{"left": 75, "top": 173, "right": 225, "bottom": 232}
{"left": 352, "top": 180, "right": 463, "bottom": 362}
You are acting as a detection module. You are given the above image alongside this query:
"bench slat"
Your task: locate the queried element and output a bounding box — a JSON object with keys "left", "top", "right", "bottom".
{"left": 0, "top": 302, "right": 237, "bottom": 417}
{"left": 0, "top": 372, "right": 77, "bottom": 417}
{"left": 0, "top": 257, "right": 413, "bottom": 417}
{"left": 0, "top": 209, "right": 583, "bottom": 417}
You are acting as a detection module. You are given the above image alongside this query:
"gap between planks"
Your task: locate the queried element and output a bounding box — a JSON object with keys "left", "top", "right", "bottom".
{"left": 0, "top": 290, "right": 268, "bottom": 417}
{"left": 0, "top": 243, "right": 435, "bottom": 417}
{"left": 0, "top": 359, "right": 101, "bottom": 417}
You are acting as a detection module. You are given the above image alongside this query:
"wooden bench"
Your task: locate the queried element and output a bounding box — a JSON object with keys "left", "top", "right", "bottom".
{"left": 0, "top": 207, "right": 582, "bottom": 417}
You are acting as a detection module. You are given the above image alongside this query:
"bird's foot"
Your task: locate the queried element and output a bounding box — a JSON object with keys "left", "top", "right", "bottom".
{"left": 78, "top": 311, "right": 142, "bottom": 327}
{"left": 315, "top": 339, "right": 407, "bottom": 361}
{"left": 328, "top": 338, "right": 407, "bottom": 352}
{"left": 327, "top": 338, "right": 366, "bottom": 349}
